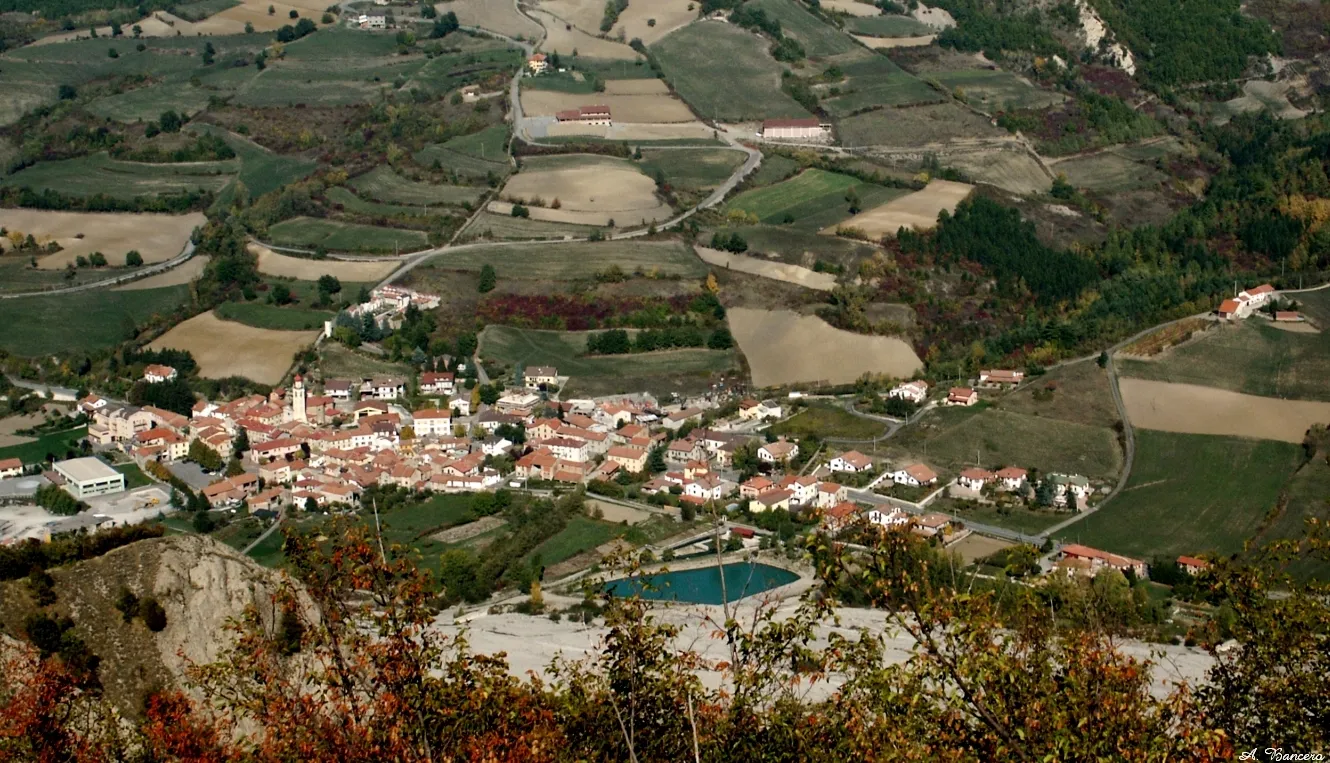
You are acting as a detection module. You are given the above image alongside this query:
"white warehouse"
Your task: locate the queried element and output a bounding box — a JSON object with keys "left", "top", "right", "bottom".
{"left": 53, "top": 457, "right": 125, "bottom": 499}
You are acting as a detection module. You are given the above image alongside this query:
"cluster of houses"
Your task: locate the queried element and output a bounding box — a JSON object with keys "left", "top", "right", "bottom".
{"left": 880, "top": 370, "right": 1024, "bottom": 412}
{"left": 1216, "top": 283, "right": 1279, "bottom": 321}
{"left": 325, "top": 285, "right": 441, "bottom": 339}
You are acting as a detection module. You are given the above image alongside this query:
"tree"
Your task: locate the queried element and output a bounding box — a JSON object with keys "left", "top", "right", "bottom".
{"left": 647, "top": 446, "right": 666, "bottom": 474}
{"left": 478, "top": 263, "right": 497, "bottom": 293}
{"left": 268, "top": 3, "right": 275, "bottom": 13}
{"left": 316, "top": 274, "right": 341, "bottom": 297}
{"left": 1035, "top": 477, "right": 1057, "bottom": 507}
{"left": 233, "top": 428, "right": 249, "bottom": 456}
{"left": 192, "top": 510, "right": 216, "bottom": 533}
{"left": 304, "top": 496, "right": 319, "bottom": 513}
{"left": 271, "top": 283, "right": 293, "bottom": 305}
{"left": 125, "top": 250, "right": 143, "bottom": 266}
{"left": 431, "top": 11, "right": 459, "bottom": 38}
{"left": 510, "top": 204, "right": 530, "bottom": 219}
{"left": 732, "top": 441, "right": 760, "bottom": 478}
{"left": 57, "top": 84, "right": 76, "bottom": 100}
{"left": 202, "top": 41, "right": 215, "bottom": 65}
{"left": 224, "top": 459, "right": 246, "bottom": 478}
{"left": 1097, "top": 350, "right": 1109, "bottom": 368}
{"left": 707, "top": 327, "right": 734, "bottom": 350}
{"left": 188, "top": 440, "right": 224, "bottom": 472}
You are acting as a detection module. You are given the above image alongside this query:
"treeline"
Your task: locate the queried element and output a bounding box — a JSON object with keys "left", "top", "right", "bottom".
{"left": 0, "top": 524, "right": 164, "bottom": 581}
{"left": 0, "top": 186, "right": 213, "bottom": 213}
{"left": 124, "top": 347, "right": 196, "bottom": 376}
{"left": 111, "top": 135, "right": 235, "bottom": 164}
{"left": 585, "top": 325, "right": 733, "bottom": 354}
{"left": 931, "top": 0, "right": 1066, "bottom": 59}
{"left": 1089, "top": 0, "right": 1278, "bottom": 85}
{"left": 0, "top": 0, "right": 169, "bottom": 14}
{"left": 34, "top": 484, "right": 86, "bottom": 517}
{"left": 601, "top": 0, "right": 628, "bottom": 32}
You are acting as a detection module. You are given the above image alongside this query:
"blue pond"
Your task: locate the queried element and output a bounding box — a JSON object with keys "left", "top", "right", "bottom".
{"left": 605, "top": 562, "right": 800, "bottom": 605}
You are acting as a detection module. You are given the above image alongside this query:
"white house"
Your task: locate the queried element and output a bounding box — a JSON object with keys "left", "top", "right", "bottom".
{"left": 411, "top": 408, "right": 453, "bottom": 437}
{"left": 829, "top": 450, "right": 873, "bottom": 473}
{"left": 524, "top": 366, "right": 558, "bottom": 390}
{"left": 957, "top": 467, "right": 995, "bottom": 491}
{"left": 946, "top": 387, "right": 979, "bottom": 406}
{"left": 0, "top": 458, "right": 23, "bottom": 479}
{"left": 357, "top": 13, "right": 386, "bottom": 29}
{"left": 684, "top": 475, "right": 725, "bottom": 502}
{"left": 995, "top": 466, "right": 1027, "bottom": 491}
{"left": 143, "top": 364, "right": 177, "bottom": 383}
{"left": 536, "top": 437, "right": 589, "bottom": 463}
{"left": 527, "top": 53, "right": 549, "bottom": 74}
{"left": 887, "top": 380, "right": 929, "bottom": 404}
{"left": 816, "top": 481, "right": 847, "bottom": 509}
{"left": 738, "top": 399, "right": 783, "bottom": 421}
{"left": 868, "top": 507, "right": 911, "bottom": 529}
{"left": 369, "top": 376, "right": 406, "bottom": 400}
{"left": 758, "top": 440, "right": 799, "bottom": 464}
{"left": 1048, "top": 473, "right": 1091, "bottom": 507}
{"left": 1239, "top": 283, "right": 1276, "bottom": 307}
{"left": 890, "top": 463, "right": 938, "bottom": 487}
{"left": 419, "top": 372, "right": 455, "bottom": 396}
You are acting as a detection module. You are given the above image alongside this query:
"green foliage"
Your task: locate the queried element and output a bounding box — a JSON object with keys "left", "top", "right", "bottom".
{"left": 34, "top": 483, "right": 85, "bottom": 516}
{"left": 478, "top": 263, "right": 497, "bottom": 293}
{"left": 188, "top": 439, "right": 224, "bottom": 472}
{"left": 1089, "top": 0, "right": 1279, "bottom": 85}
{"left": 933, "top": 0, "right": 1066, "bottom": 58}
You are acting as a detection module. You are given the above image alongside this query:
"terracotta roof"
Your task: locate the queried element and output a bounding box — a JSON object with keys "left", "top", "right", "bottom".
{"left": 959, "top": 467, "right": 995, "bottom": 481}
{"left": 903, "top": 463, "right": 938, "bottom": 483}
{"left": 1218, "top": 298, "right": 1242, "bottom": 313}
{"left": 1245, "top": 283, "right": 1274, "bottom": 295}
{"left": 1177, "top": 555, "right": 1208, "bottom": 568}
{"left": 995, "top": 466, "right": 1027, "bottom": 480}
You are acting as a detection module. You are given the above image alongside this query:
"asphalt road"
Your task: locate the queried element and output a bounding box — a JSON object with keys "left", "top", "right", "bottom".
{"left": 0, "top": 240, "right": 198, "bottom": 299}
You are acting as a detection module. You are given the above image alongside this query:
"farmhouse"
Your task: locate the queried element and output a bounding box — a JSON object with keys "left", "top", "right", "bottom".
{"left": 890, "top": 463, "right": 938, "bottom": 488}
{"left": 0, "top": 458, "right": 24, "bottom": 479}
{"left": 946, "top": 387, "right": 978, "bottom": 406}
{"left": 887, "top": 380, "right": 929, "bottom": 404}
{"left": 555, "top": 105, "right": 612, "bottom": 126}
{"left": 829, "top": 450, "right": 873, "bottom": 473}
{"left": 524, "top": 366, "right": 559, "bottom": 390}
{"left": 357, "top": 13, "right": 386, "bottom": 29}
{"left": 527, "top": 53, "right": 549, "bottom": 74}
{"left": 957, "top": 468, "right": 995, "bottom": 491}
{"left": 760, "top": 117, "right": 831, "bottom": 141}
{"left": 978, "top": 370, "right": 1023, "bottom": 388}
{"left": 143, "top": 364, "right": 178, "bottom": 383}
{"left": 1217, "top": 298, "right": 1248, "bottom": 321}
{"left": 1239, "top": 283, "right": 1276, "bottom": 307}
{"left": 1056, "top": 544, "right": 1147, "bottom": 578}
{"left": 1178, "top": 555, "right": 1210, "bottom": 575}
{"left": 52, "top": 457, "right": 124, "bottom": 499}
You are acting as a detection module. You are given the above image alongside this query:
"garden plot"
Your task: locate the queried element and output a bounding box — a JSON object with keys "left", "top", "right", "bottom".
{"left": 252, "top": 243, "right": 397, "bottom": 281}
{"left": 439, "top": 0, "right": 543, "bottom": 38}
{"left": 1120, "top": 378, "right": 1330, "bottom": 444}
{"left": 695, "top": 247, "right": 836, "bottom": 291}
{"left": 0, "top": 210, "right": 205, "bottom": 269}
{"left": 148, "top": 311, "right": 317, "bottom": 385}
{"left": 114, "top": 256, "right": 211, "bottom": 290}
{"left": 728, "top": 308, "right": 921, "bottom": 387}
{"left": 519, "top": 89, "right": 696, "bottom": 122}
{"left": 944, "top": 150, "right": 1051, "bottom": 195}
{"left": 495, "top": 155, "right": 672, "bottom": 227}
{"left": 821, "top": 179, "right": 972, "bottom": 238}
{"left": 1051, "top": 152, "right": 1167, "bottom": 193}
{"left": 652, "top": 21, "right": 813, "bottom": 121}
{"left": 611, "top": 0, "right": 697, "bottom": 45}
{"left": 532, "top": 10, "right": 641, "bottom": 59}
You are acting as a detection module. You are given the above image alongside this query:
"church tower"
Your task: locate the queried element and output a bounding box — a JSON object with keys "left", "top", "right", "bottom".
{"left": 292, "top": 374, "right": 307, "bottom": 423}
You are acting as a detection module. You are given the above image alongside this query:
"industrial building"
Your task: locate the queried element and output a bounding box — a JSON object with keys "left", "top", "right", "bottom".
{"left": 52, "top": 457, "right": 125, "bottom": 499}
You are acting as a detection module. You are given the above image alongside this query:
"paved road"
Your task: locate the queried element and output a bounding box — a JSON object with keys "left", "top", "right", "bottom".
{"left": 845, "top": 486, "right": 1044, "bottom": 545}
{"left": 0, "top": 240, "right": 198, "bottom": 299}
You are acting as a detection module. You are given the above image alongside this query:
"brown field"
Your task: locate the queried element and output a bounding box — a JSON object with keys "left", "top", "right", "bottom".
{"left": 537, "top": 0, "right": 604, "bottom": 33}
{"left": 30, "top": 12, "right": 245, "bottom": 43}
{"left": 498, "top": 157, "right": 673, "bottom": 226}
{"left": 728, "top": 307, "right": 922, "bottom": 388}
{"left": 853, "top": 34, "right": 936, "bottom": 48}
{"left": 949, "top": 534, "right": 1014, "bottom": 564}
{"left": 520, "top": 89, "right": 695, "bottom": 122}
{"left": 544, "top": 121, "right": 716, "bottom": 140}
{"left": 602, "top": 79, "right": 670, "bottom": 95}
{"left": 148, "top": 311, "right": 318, "bottom": 385}
{"left": 695, "top": 246, "right": 836, "bottom": 291}
{"left": 1120, "top": 378, "right": 1330, "bottom": 443}
{"left": 214, "top": 0, "right": 338, "bottom": 33}
{"left": 1120, "top": 317, "right": 1212, "bottom": 358}
{"left": 114, "top": 256, "right": 211, "bottom": 290}
{"left": 0, "top": 210, "right": 204, "bottom": 269}
{"left": 821, "top": 0, "right": 881, "bottom": 16}
{"left": 531, "top": 9, "right": 641, "bottom": 59}
{"left": 438, "top": 0, "right": 542, "bottom": 38}
{"left": 944, "top": 150, "right": 1050, "bottom": 195}
{"left": 821, "top": 179, "right": 972, "bottom": 238}
{"left": 251, "top": 243, "right": 397, "bottom": 281}
{"left": 1269, "top": 320, "right": 1320, "bottom": 334}
{"left": 611, "top": 0, "right": 696, "bottom": 45}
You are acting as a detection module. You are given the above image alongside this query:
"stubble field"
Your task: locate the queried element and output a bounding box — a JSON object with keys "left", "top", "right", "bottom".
{"left": 531, "top": 10, "right": 640, "bottom": 59}
{"left": 1119, "top": 378, "right": 1330, "bottom": 443}
{"left": 610, "top": 0, "right": 696, "bottom": 44}
{"left": 497, "top": 155, "right": 672, "bottom": 226}
{"left": 148, "top": 311, "right": 317, "bottom": 384}
{"left": 1, "top": 210, "right": 205, "bottom": 269}
{"left": 822, "top": 179, "right": 972, "bottom": 238}
{"left": 439, "top": 0, "right": 543, "bottom": 38}
{"left": 252, "top": 244, "right": 397, "bottom": 281}
{"left": 728, "top": 308, "right": 922, "bottom": 387}
{"left": 114, "top": 256, "right": 212, "bottom": 290}
{"left": 519, "top": 89, "right": 697, "bottom": 122}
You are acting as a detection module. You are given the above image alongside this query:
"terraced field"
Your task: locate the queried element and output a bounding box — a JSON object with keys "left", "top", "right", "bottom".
{"left": 931, "top": 69, "right": 1065, "bottom": 111}
{"left": 822, "top": 53, "right": 943, "bottom": 115}
{"left": 747, "top": 0, "right": 858, "bottom": 57}
{"left": 268, "top": 217, "right": 429, "bottom": 253}
{"left": 726, "top": 168, "right": 908, "bottom": 231}
{"left": 1, "top": 153, "right": 234, "bottom": 199}
{"left": 415, "top": 126, "right": 512, "bottom": 178}
{"left": 426, "top": 240, "right": 706, "bottom": 280}
{"left": 347, "top": 167, "right": 485, "bottom": 206}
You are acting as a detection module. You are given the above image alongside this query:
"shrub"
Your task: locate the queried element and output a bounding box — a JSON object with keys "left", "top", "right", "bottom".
{"left": 140, "top": 596, "right": 168, "bottom": 632}
{"left": 125, "top": 250, "right": 143, "bottom": 266}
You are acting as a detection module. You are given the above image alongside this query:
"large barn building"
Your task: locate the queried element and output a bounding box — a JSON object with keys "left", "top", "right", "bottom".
{"left": 760, "top": 117, "right": 831, "bottom": 141}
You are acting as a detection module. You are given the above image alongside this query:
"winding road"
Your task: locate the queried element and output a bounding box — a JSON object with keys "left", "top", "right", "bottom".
{"left": 0, "top": 240, "right": 198, "bottom": 300}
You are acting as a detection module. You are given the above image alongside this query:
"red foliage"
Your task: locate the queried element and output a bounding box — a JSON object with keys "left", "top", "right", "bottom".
{"left": 475, "top": 294, "right": 694, "bottom": 331}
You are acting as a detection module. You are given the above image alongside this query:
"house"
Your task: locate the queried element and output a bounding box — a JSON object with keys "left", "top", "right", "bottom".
{"left": 683, "top": 460, "right": 710, "bottom": 479}
{"left": 478, "top": 437, "right": 513, "bottom": 457}
{"left": 868, "top": 507, "right": 911, "bottom": 529}
{"left": 738, "top": 399, "right": 782, "bottom": 421}
{"left": 78, "top": 394, "right": 108, "bottom": 414}
{"left": 554, "top": 105, "right": 612, "bottom": 126}
{"left": 368, "top": 376, "right": 406, "bottom": 400}
{"left": 666, "top": 439, "right": 703, "bottom": 463}
{"left": 527, "top": 53, "right": 548, "bottom": 74}
{"left": 995, "top": 466, "right": 1028, "bottom": 492}
{"left": 134, "top": 428, "right": 187, "bottom": 462}
{"left": 460, "top": 84, "right": 481, "bottom": 102}
{"left": 1239, "top": 283, "right": 1276, "bottom": 307}
{"left": 476, "top": 410, "right": 524, "bottom": 433}
{"left": 419, "top": 372, "right": 456, "bottom": 396}
{"left": 357, "top": 13, "right": 386, "bottom": 29}
{"left": 1177, "top": 555, "right": 1209, "bottom": 575}
{"left": 1217, "top": 298, "right": 1247, "bottom": 320}
{"left": 777, "top": 474, "right": 820, "bottom": 505}
{"left": 0, "top": 458, "right": 23, "bottom": 479}
{"left": 1057, "top": 544, "right": 1147, "bottom": 578}
{"left": 496, "top": 391, "right": 541, "bottom": 416}
{"left": 143, "top": 364, "right": 177, "bottom": 383}
{"left": 822, "top": 502, "right": 859, "bottom": 533}
{"left": 760, "top": 117, "right": 831, "bottom": 141}
{"left": 260, "top": 460, "right": 299, "bottom": 485}
{"left": 750, "top": 489, "right": 792, "bottom": 512}
{"left": 523, "top": 366, "right": 558, "bottom": 390}
{"left": 957, "top": 467, "right": 995, "bottom": 491}
{"left": 249, "top": 437, "right": 304, "bottom": 464}
{"left": 324, "top": 379, "right": 355, "bottom": 401}
{"left": 607, "top": 445, "right": 649, "bottom": 473}
{"left": 412, "top": 408, "right": 453, "bottom": 437}
{"left": 662, "top": 407, "right": 703, "bottom": 432}
{"left": 978, "top": 370, "right": 1024, "bottom": 388}
{"left": 740, "top": 475, "right": 774, "bottom": 499}
{"left": 354, "top": 400, "right": 390, "bottom": 421}
{"left": 249, "top": 488, "right": 288, "bottom": 512}
{"left": 890, "top": 463, "right": 938, "bottom": 488}
{"left": 829, "top": 450, "right": 873, "bottom": 473}
{"left": 448, "top": 394, "right": 472, "bottom": 417}
{"left": 535, "top": 437, "right": 590, "bottom": 463}
{"left": 887, "top": 380, "right": 929, "bottom": 405}
{"left": 758, "top": 440, "right": 799, "bottom": 464}
{"left": 683, "top": 474, "right": 726, "bottom": 503}
{"left": 946, "top": 387, "right": 979, "bottom": 407}
{"left": 1048, "top": 473, "right": 1091, "bottom": 508}
{"left": 816, "top": 481, "right": 847, "bottom": 509}
{"left": 911, "top": 512, "right": 952, "bottom": 538}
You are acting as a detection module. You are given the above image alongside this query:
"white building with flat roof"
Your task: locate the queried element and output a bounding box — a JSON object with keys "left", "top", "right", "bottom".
{"left": 52, "top": 457, "right": 125, "bottom": 499}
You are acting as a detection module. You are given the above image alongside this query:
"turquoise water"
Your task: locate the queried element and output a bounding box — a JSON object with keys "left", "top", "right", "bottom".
{"left": 605, "top": 562, "right": 800, "bottom": 605}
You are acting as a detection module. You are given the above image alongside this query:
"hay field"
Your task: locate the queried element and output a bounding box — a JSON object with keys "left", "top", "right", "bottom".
{"left": 837, "top": 102, "right": 1006, "bottom": 148}
{"left": 639, "top": 148, "right": 746, "bottom": 190}
{"left": 531, "top": 10, "right": 640, "bottom": 59}
{"left": 212, "top": 0, "right": 337, "bottom": 33}
{"left": 848, "top": 13, "right": 934, "bottom": 35}
{"left": 519, "top": 89, "right": 696, "bottom": 122}
{"left": 0, "top": 210, "right": 205, "bottom": 269}
{"left": 347, "top": 167, "right": 484, "bottom": 206}
{"left": 462, "top": 211, "right": 598, "bottom": 240}
{"left": 545, "top": 121, "right": 716, "bottom": 140}
{"left": 148, "top": 311, "right": 317, "bottom": 384}
{"left": 498, "top": 155, "right": 672, "bottom": 226}
{"left": 821, "top": 0, "right": 881, "bottom": 16}
{"left": 1120, "top": 378, "right": 1330, "bottom": 443}
{"left": 1051, "top": 152, "right": 1168, "bottom": 193}
{"left": 728, "top": 308, "right": 921, "bottom": 387}
{"left": 695, "top": 247, "right": 836, "bottom": 291}
{"left": 603, "top": 79, "right": 671, "bottom": 95}
{"left": 854, "top": 35, "right": 935, "bottom": 48}
{"left": 538, "top": 0, "right": 604, "bottom": 33}
{"left": 652, "top": 21, "right": 813, "bottom": 121}
{"left": 611, "top": 0, "right": 696, "bottom": 45}
{"left": 916, "top": 408, "right": 1123, "bottom": 481}
{"left": 30, "top": 11, "right": 247, "bottom": 43}
{"left": 115, "top": 256, "right": 211, "bottom": 290}
{"left": 1, "top": 153, "right": 235, "bottom": 200}
{"left": 429, "top": 240, "right": 706, "bottom": 279}
{"left": 268, "top": 217, "right": 430, "bottom": 254}
{"left": 438, "top": 0, "right": 542, "bottom": 38}
{"left": 944, "top": 150, "right": 1050, "bottom": 195}
{"left": 821, "top": 179, "right": 972, "bottom": 238}
{"left": 252, "top": 243, "right": 397, "bottom": 281}
{"left": 931, "top": 69, "right": 1064, "bottom": 111}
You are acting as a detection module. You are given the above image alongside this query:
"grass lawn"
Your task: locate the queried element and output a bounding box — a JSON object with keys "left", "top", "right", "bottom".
{"left": 748, "top": 0, "right": 858, "bottom": 57}
{"left": 268, "top": 217, "right": 429, "bottom": 254}
{"left": 426, "top": 240, "right": 706, "bottom": 280}
{"left": 770, "top": 404, "right": 888, "bottom": 440}
{"left": 996, "top": 362, "right": 1122, "bottom": 429}
{"left": 917, "top": 408, "right": 1123, "bottom": 481}
{"left": 215, "top": 301, "right": 333, "bottom": 331}
{"left": 1062, "top": 430, "right": 1303, "bottom": 559}
{"left": 638, "top": 148, "right": 747, "bottom": 191}
{"left": 0, "top": 426, "right": 88, "bottom": 464}
{"left": 319, "top": 342, "right": 412, "bottom": 379}
{"left": 930, "top": 69, "right": 1064, "bottom": 111}
{"left": 245, "top": 528, "right": 287, "bottom": 567}
{"left": 0, "top": 152, "right": 234, "bottom": 199}
{"left": 346, "top": 166, "right": 485, "bottom": 206}
{"left": 115, "top": 463, "right": 152, "bottom": 489}
{"left": 526, "top": 515, "right": 622, "bottom": 567}
{"left": 0, "top": 286, "right": 189, "bottom": 356}
{"left": 652, "top": 21, "right": 813, "bottom": 121}
{"left": 726, "top": 168, "right": 907, "bottom": 231}
{"left": 847, "top": 14, "right": 934, "bottom": 37}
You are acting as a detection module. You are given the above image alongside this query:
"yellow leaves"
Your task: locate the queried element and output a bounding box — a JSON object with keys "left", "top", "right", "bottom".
{"left": 725, "top": 208, "right": 758, "bottom": 225}
{"left": 705, "top": 272, "right": 718, "bottom": 293}
{"left": 385, "top": 143, "right": 405, "bottom": 165}
{"left": 1279, "top": 194, "right": 1330, "bottom": 233}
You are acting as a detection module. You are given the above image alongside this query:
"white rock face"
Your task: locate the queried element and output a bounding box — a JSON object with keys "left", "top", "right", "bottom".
{"left": 911, "top": 2, "right": 956, "bottom": 30}
{"left": 1076, "top": 0, "right": 1136, "bottom": 75}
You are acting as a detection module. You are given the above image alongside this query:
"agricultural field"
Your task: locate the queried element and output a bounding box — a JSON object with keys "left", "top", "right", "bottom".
{"left": 853, "top": 34, "right": 936, "bottom": 49}
{"left": 267, "top": 217, "right": 430, "bottom": 254}
{"left": 1269, "top": 457, "right": 1330, "bottom": 579}
{"left": 728, "top": 308, "right": 921, "bottom": 387}
{"left": 86, "top": 82, "right": 215, "bottom": 123}
{"left": 695, "top": 246, "right": 836, "bottom": 291}
{"left": 497, "top": 154, "right": 673, "bottom": 227}
{"left": 748, "top": 0, "right": 858, "bottom": 57}
{"left": 1051, "top": 152, "right": 1169, "bottom": 194}
{"left": 821, "top": 0, "right": 880, "bottom": 15}
{"left": 701, "top": 224, "right": 873, "bottom": 267}
{"left": 821, "top": 53, "right": 942, "bottom": 115}
{"left": 346, "top": 167, "right": 485, "bottom": 207}
{"left": 479, "top": 325, "right": 736, "bottom": 398}
{"left": 1, "top": 153, "right": 234, "bottom": 200}
{"left": 252, "top": 244, "right": 397, "bottom": 281}
{"left": 190, "top": 125, "right": 318, "bottom": 200}
{"left": 318, "top": 342, "right": 411, "bottom": 379}
{"left": 444, "top": 0, "right": 544, "bottom": 39}
{"left": 326, "top": 188, "right": 433, "bottom": 218}
{"left": 525, "top": 516, "right": 624, "bottom": 567}
{"left": 944, "top": 150, "right": 1052, "bottom": 196}
{"left": 770, "top": 403, "right": 888, "bottom": 440}
{"left": 207, "top": 0, "right": 339, "bottom": 33}
{"left": 837, "top": 102, "right": 1008, "bottom": 148}
{"left": 425, "top": 240, "right": 706, "bottom": 280}
{"left": 114, "top": 256, "right": 212, "bottom": 290}
{"left": 538, "top": 0, "right": 605, "bottom": 35}
{"left": 848, "top": 14, "right": 935, "bottom": 37}
{"left": 461, "top": 211, "right": 599, "bottom": 240}
{"left": 822, "top": 179, "right": 972, "bottom": 238}
{"left": 530, "top": 9, "right": 640, "bottom": 60}
{"left": 1, "top": 210, "right": 204, "bottom": 270}
{"left": 914, "top": 408, "right": 1123, "bottom": 481}
{"left": 638, "top": 148, "right": 747, "bottom": 191}
{"left": 746, "top": 155, "right": 800, "bottom": 187}
{"left": 414, "top": 126, "right": 512, "bottom": 179}
{"left": 996, "top": 362, "right": 1121, "bottom": 429}
{"left": 610, "top": 0, "right": 696, "bottom": 45}
{"left": 215, "top": 301, "right": 332, "bottom": 331}
{"left": 653, "top": 21, "right": 813, "bottom": 121}
{"left": 1119, "top": 378, "right": 1330, "bottom": 443}
{"left": 519, "top": 89, "right": 696, "bottom": 123}
{"left": 930, "top": 69, "right": 1065, "bottom": 111}
{"left": 0, "top": 427, "right": 89, "bottom": 465}
{"left": 148, "top": 311, "right": 317, "bottom": 384}
{"left": 0, "top": 286, "right": 189, "bottom": 356}
{"left": 1065, "top": 430, "right": 1302, "bottom": 560}
{"left": 0, "top": 256, "right": 133, "bottom": 294}
{"left": 726, "top": 168, "right": 908, "bottom": 232}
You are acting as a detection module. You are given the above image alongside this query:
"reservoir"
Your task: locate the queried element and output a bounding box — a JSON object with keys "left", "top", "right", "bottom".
{"left": 605, "top": 562, "right": 800, "bottom": 605}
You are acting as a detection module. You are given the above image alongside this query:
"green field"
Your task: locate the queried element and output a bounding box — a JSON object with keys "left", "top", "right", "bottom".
{"left": 191, "top": 125, "right": 318, "bottom": 200}
{"left": 86, "top": 82, "right": 215, "bottom": 122}
{"left": 1269, "top": 457, "right": 1330, "bottom": 579}
{"left": 115, "top": 463, "right": 153, "bottom": 489}
{"left": 937, "top": 499, "right": 1067, "bottom": 536}
{"left": 847, "top": 14, "right": 934, "bottom": 37}
{"left": 268, "top": 217, "right": 429, "bottom": 254}
{"left": 1, "top": 153, "right": 235, "bottom": 199}
{"left": 171, "top": 0, "right": 241, "bottom": 20}
{"left": 747, "top": 155, "right": 800, "bottom": 187}
{"left": 726, "top": 168, "right": 907, "bottom": 230}
{"left": 480, "top": 326, "right": 736, "bottom": 397}
{"left": 770, "top": 404, "right": 888, "bottom": 440}
{"left": 931, "top": 69, "right": 1065, "bottom": 111}
{"left": 526, "top": 516, "right": 623, "bottom": 567}
{"left": 0, "top": 256, "right": 141, "bottom": 295}
{"left": 748, "top": 0, "right": 859, "bottom": 56}
{"left": 0, "top": 426, "right": 88, "bottom": 465}
{"left": 701, "top": 224, "right": 872, "bottom": 265}
{"left": 462, "top": 211, "right": 598, "bottom": 240}
{"left": 653, "top": 22, "right": 813, "bottom": 121}
{"left": 0, "top": 286, "right": 189, "bottom": 356}
{"left": 215, "top": 301, "right": 332, "bottom": 331}
{"left": 917, "top": 408, "right": 1123, "bottom": 481}
{"left": 347, "top": 166, "right": 485, "bottom": 206}
{"left": 1053, "top": 153, "right": 1170, "bottom": 193}
{"left": 996, "top": 362, "right": 1122, "bottom": 429}
{"left": 415, "top": 126, "right": 512, "bottom": 178}
{"left": 822, "top": 54, "right": 943, "bottom": 116}
{"left": 426, "top": 240, "right": 706, "bottom": 280}
{"left": 326, "top": 187, "right": 432, "bottom": 218}
{"left": 837, "top": 102, "right": 1007, "bottom": 148}
{"left": 639, "top": 149, "right": 747, "bottom": 191}
{"left": 1063, "top": 430, "right": 1303, "bottom": 560}
{"left": 319, "top": 342, "right": 412, "bottom": 379}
